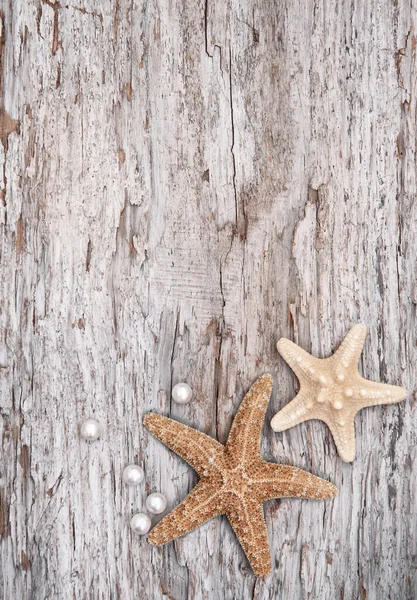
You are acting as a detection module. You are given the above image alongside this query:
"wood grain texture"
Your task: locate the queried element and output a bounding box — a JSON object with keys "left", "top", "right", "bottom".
{"left": 0, "top": 0, "right": 416, "bottom": 598}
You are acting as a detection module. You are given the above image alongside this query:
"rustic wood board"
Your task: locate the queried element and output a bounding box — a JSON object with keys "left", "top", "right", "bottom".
{"left": 1, "top": 0, "right": 416, "bottom": 598}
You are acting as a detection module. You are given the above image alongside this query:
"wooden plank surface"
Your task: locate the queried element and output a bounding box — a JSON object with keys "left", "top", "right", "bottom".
{"left": 1, "top": 0, "right": 416, "bottom": 598}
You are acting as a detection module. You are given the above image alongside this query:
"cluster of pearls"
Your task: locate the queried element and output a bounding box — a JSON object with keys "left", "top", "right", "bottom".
{"left": 112, "top": 464, "right": 169, "bottom": 535}
{"left": 80, "top": 382, "right": 193, "bottom": 535}
{"left": 121, "top": 465, "right": 167, "bottom": 534}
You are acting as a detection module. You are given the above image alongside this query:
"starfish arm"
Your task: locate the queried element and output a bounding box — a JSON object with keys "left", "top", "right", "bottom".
{"left": 148, "top": 480, "right": 223, "bottom": 546}
{"left": 225, "top": 374, "right": 273, "bottom": 467}
{"left": 326, "top": 415, "right": 357, "bottom": 462}
{"left": 277, "top": 338, "right": 323, "bottom": 384}
{"left": 254, "top": 463, "right": 337, "bottom": 502}
{"left": 331, "top": 324, "right": 367, "bottom": 372}
{"left": 144, "top": 413, "right": 224, "bottom": 476}
{"left": 226, "top": 495, "right": 272, "bottom": 577}
{"left": 353, "top": 378, "right": 406, "bottom": 409}
{"left": 270, "top": 391, "right": 315, "bottom": 432}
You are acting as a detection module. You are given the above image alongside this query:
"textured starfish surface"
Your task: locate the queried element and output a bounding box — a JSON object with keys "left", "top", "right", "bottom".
{"left": 144, "top": 374, "right": 337, "bottom": 577}
{"left": 271, "top": 324, "right": 407, "bottom": 462}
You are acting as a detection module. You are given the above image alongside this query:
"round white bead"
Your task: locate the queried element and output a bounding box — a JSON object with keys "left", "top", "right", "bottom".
{"left": 146, "top": 493, "right": 167, "bottom": 515}
{"left": 172, "top": 382, "right": 193, "bottom": 404}
{"left": 130, "top": 513, "right": 151, "bottom": 535}
{"left": 80, "top": 419, "right": 101, "bottom": 441}
{"left": 123, "top": 465, "right": 144, "bottom": 486}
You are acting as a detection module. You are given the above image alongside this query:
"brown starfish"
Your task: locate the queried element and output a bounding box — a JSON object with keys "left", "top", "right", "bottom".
{"left": 143, "top": 374, "right": 337, "bottom": 577}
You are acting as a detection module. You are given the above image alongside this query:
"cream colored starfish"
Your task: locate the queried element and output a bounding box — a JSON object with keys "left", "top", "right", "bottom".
{"left": 271, "top": 324, "right": 406, "bottom": 462}
{"left": 144, "top": 375, "right": 337, "bottom": 577}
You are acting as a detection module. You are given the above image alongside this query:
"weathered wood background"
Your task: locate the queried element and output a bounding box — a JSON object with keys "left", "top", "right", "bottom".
{"left": 1, "top": 0, "right": 416, "bottom": 598}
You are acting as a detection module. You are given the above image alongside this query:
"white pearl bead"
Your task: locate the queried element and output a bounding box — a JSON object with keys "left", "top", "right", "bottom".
{"left": 80, "top": 419, "right": 101, "bottom": 441}
{"left": 172, "top": 382, "right": 193, "bottom": 404}
{"left": 130, "top": 513, "right": 151, "bottom": 535}
{"left": 146, "top": 493, "right": 167, "bottom": 515}
{"left": 123, "top": 465, "right": 144, "bottom": 486}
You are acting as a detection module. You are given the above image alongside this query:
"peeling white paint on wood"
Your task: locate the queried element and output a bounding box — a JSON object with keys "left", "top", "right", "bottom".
{"left": 0, "top": 0, "right": 416, "bottom": 598}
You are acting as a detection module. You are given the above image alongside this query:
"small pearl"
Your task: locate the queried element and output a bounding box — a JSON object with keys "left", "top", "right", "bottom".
{"left": 319, "top": 375, "right": 327, "bottom": 385}
{"left": 360, "top": 388, "right": 367, "bottom": 397}
{"left": 295, "top": 355, "right": 302, "bottom": 363}
{"left": 130, "top": 513, "right": 151, "bottom": 535}
{"left": 336, "top": 373, "right": 345, "bottom": 382}
{"left": 146, "top": 493, "right": 167, "bottom": 515}
{"left": 172, "top": 382, "right": 193, "bottom": 404}
{"left": 344, "top": 388, "right": 353, "bottom": 397}
{"left": 309, "top": 367, "right": 315, "bottom": 374}
{"left": 334, "top": 400, "right": 343, "bottom": 410}
{"left": 80, "top": 419, "right": 101, "bottom": 441}
{"left": 123, "top": 465, "right": 144, "bottom": 486}
{"left": 339, "top": 420, "right": 346, "bottom": 427}
{"left": 342, "top": 361, "right": 349, "bottom": 368}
